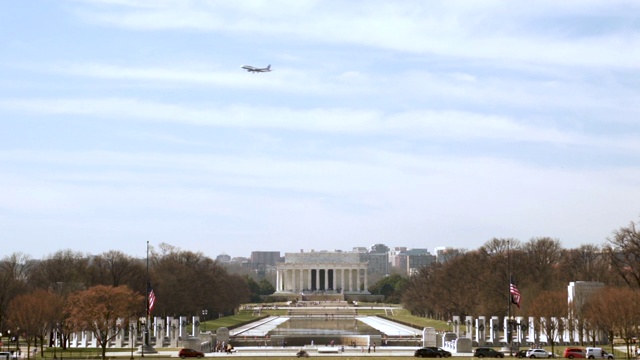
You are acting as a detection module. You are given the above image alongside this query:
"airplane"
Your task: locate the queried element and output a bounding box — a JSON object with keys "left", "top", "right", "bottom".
{"left": 241, "top": 64, "right": 272, "bottom": 73}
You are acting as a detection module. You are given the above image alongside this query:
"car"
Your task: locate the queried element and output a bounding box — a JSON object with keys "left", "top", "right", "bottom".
{"left": 178, "top": 348, "right": 204, "bottom": 358}
{"left": 586, "top": 347, "right": 613, "bottom": 359}
{"left": 564, "top": 348, "right": 586, "bottom": 359}
{"left": 517, "top": 350, "right": 529, "bottom": 358}
{"left": 415, "top": 347, "right": 452, "bottom": 358}
{"left": 474, "top": 347, "right": 505, "bottom": 358}
{"left": 527, "top": 349, "right": 553, "bottom": 358}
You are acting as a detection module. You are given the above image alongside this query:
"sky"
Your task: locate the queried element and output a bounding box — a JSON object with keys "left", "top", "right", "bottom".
{"left": 2, "top": 0, "right": 640, "bottom": 260}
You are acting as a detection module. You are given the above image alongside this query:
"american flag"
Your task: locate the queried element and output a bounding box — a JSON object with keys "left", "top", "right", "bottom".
{"left": 510, "top": 283, "right": 521, "bottom": 308}
{"left": 148, "top": 284, "right": 156, "bottom": 315}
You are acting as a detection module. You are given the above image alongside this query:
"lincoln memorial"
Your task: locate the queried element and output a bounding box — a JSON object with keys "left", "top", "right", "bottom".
{"left": 274, "top": 251, "right": 370, "bottom": 294}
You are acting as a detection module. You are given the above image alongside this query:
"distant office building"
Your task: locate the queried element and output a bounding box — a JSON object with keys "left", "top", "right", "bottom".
{"left": 389, "top": 248, "right": 434, "bottom": 275}
{"left": 352, "top": 247, "right": 368, "bottom": 253}
{"left": 407, "top": 252, "right": 436, "bottom": 275}
{"left": 568, "top": 281, "right": 605, "bottom": 315}
{"left": 388, "top": 247, "right": 407, "bottom": 271}
{"left": 359, "top": 252, "right": 389, "bottom": 277}
{"left": 370, "top": 243, "right": 390, "bottom": 254}
{"left": 216, "top": 253, "right": 231, "bottom": 262}
{"left": 434, "top": 246, "right": 463, "bottom": 263}
{"left": 250, "top": 251, "right": 281, "bottom": 267}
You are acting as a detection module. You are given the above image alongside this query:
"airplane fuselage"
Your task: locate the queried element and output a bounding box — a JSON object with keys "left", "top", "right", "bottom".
{"left": 241, "top": 64, "right": 271, "bottom": 73}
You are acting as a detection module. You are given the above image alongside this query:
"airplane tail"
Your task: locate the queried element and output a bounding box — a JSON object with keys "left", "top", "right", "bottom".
{"left": 267, "top": 64, "right": 271, "bottom": 70}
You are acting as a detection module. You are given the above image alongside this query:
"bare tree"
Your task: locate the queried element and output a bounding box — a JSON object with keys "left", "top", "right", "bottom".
{"left": 88, "top": 250, "right": 146, "bottom": 290}
{"left": 6, "top": 289, "right": 64, "bottom": 359}
{"left": 528, "top": 290, "right": 568, "bottom": 356}
{"left": 28, "top": 249, "right": 89, "bottom": 295}
{"left": 585, "top": 287, "right": 640, "bottom": 358}
{"left": 522, "top": 237, "right": 563, "bottom": 292}
{"left": 66, "top": 285, "right": 143, "bottom": 359}
{"left": 0, "top": 253, "right": 31, "bottom": 330}
{"left": 607, "top": 220, "right": 640, "bottom": 289}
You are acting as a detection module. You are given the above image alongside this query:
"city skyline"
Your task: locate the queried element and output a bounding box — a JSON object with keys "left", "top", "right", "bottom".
{"left": 2, "top": 1, "right": 640, "bottom": 259}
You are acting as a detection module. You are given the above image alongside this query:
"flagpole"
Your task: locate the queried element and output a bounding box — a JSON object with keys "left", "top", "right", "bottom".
{"left": 146, "top": 240, "right": 149, "bottom": 345}
{"left": 139, "top": 240, "right": 157, "bottom": 355}
{"left": 507, "top": 239, "right": 513, "bottom": 356}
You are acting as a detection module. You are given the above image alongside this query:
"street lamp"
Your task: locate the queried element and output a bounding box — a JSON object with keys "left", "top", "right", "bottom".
{"left": 202, "top": 310, "right": 208, "bottom": 332}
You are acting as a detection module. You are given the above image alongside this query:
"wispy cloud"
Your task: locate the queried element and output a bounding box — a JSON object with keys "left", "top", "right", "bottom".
{"left": 2, "top": 96, "right": 639, "bottom": 155}
{"left": 72, "top": 0, "right": 640, "bottom": 68}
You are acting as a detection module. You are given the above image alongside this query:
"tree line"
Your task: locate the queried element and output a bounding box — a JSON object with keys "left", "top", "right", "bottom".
{"left": 0, "top": 243, "right": 251, "bottom": 357}
{"left": 399, "top": 219, "right": 640, "bottom": 356}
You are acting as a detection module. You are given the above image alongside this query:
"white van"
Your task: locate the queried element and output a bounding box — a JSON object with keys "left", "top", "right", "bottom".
{"left": 586, "top": 347, "right": 614, "bottom": 359}
{"left": 0, "top": 352, "right": 11, "bottom": 360}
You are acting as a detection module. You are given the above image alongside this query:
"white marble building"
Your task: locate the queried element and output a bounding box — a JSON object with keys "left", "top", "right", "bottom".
{"left": 274, "top": 251, "right": 369, "bottom": 294}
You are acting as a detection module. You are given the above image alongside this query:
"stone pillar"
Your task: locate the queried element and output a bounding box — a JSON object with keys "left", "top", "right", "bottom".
{"left": 502, "top": 317, "right": 510, "bottom": 344}
{"left": 315, "top": 268, "right": 320, "bottom": 291}
{"left": 515, "top": 316, "right": 524, "bottom": 344}
{"left": 299, "top": 268, "right": 303, "bottom": 292}
{"left": 356, "top": 269, "right": 361, "bottom": 292}
{"left": 307, "top": 267, "right": 312, "bottom": 292}
{"left": 465, "top": 316, "right": 474, "bottom": 339}
{"left": 476, "top": 316, "right": 486, "bottom": 346}
{"left": 423, "top": 327, "right": 437, "bottom": 347}
{"left": 539, "top": 317, "right": 548, "bottom": 344}
{"left": 192, "top": 316, "right": 200, "bottom": 337}
{"left": 179, "top": 316, "right": 187, "bottom": 338}
{"left": 89, "top": 330, "right": 97, "bottom": 347}
{"left": 154, "top": 317, "right": 164, "bottom": 347}
{"left": 489, "top": 316, "right": 499, "bottom": 344}
{"left": 115, "top": 318, "right": 124, "bottom": 347}
{"left": 81, "top": 330, "right": 89, "bottom": 347}
{"left": 452, "top": 315, "right": 461, "bottom": 337}
{"left": 170, "top": 318, "right": 180, "bottom": 348}
{"left": 351, "top": 268, "right": 356, "bottom": 291}
{"left": 363, "top": 269, "right": 368, "bottom": 293}
{"left": 527, "top": 316, "right": 536, "bottom": 344}
{"left": 129, "top": 321, "right": 137, "bottom": 348}
{"left": 70, "top": 332, "right": 78, "bottom": 347}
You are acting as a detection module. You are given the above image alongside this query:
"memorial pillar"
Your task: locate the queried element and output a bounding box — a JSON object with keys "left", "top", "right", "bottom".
{"left": 323, "top": 268, "right": 328, "bottom": 290}
{"left": 489, "top": 316, "right": 499, "bottom": 344}
{"left": 515, "top": 316, "right": 524, "bottom": 344}
{"left": 115, "top": 318, "right": 124, "bottom": 347}
{"left": 350, "top": 268, "right": 355, "bottom": 291}
{"left": 356, "top": 269, "right": 361, "bottom": 292}
{"left": 527, "top": 316, "right": 536, "bottom": 344}
{"left": 452, "top": 315, "right": 461, "bottom": 337}
{"left": 476, "top": 316, "right": 486, "bottom": 346}
{"left": 465, "top": 316, "right": 474, "bottom": 338}
{"left": 308, "top": 267, "right": 312, "bottom": 291}
{"left": 363, "top": 268, "right": 368, "bottom": 292}
{"left": 315, "top": 268, "right": 320, "bottom": 291}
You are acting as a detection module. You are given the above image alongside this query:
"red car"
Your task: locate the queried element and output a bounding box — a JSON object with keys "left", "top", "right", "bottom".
{"left": 179, "top": 348, "right": 204, "bottom": 358}
{"left": 564, "top": 348, "right": 586, "bottom": 359}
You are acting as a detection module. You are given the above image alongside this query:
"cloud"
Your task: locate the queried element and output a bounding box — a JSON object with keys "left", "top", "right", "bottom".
{"left": 2, "top": 96, "right": 638, "bottom": 154}
{"left": 70, "top": 0, "right": 640, "bottom": 68}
